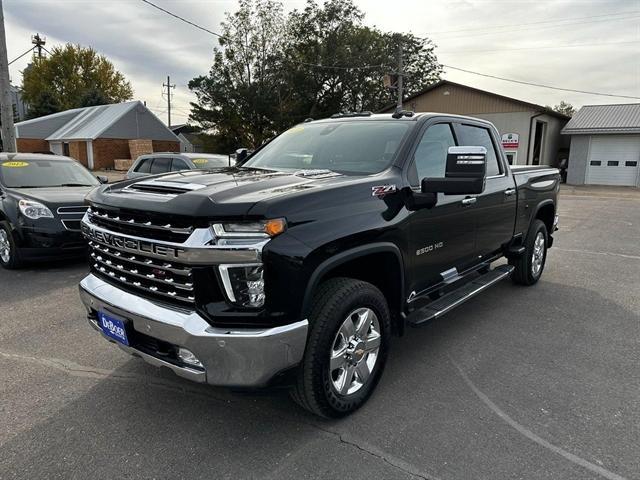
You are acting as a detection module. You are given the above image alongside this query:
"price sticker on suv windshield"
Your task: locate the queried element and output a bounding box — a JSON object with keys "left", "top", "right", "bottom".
{"left": 192, "top": 159, "right": 209, "bottom": 165}
{"left": 1, "top": 161, "right": 29, "bottom": 168}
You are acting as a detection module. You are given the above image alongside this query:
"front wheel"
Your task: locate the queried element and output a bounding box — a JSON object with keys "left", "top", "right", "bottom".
{"left": 0, "top": 221, "right": 22, "bottom": 269}
{"left": 291, "top": 277, "right": 391, "bottom": 418}
{"left": 510, "top": 219, "right": 548, "bottom": 286}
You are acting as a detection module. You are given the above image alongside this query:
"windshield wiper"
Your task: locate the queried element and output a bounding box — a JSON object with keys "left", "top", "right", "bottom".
{"left": 58, "top": 183, "right": 94, "bottom": 187}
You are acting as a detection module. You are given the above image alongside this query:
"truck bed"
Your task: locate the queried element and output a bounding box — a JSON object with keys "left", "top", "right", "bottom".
{"left": 511, "top": 166, "right": 560, "bottom": 238}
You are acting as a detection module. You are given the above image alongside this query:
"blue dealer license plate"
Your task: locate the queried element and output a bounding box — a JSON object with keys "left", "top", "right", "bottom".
{"left": 98, "top": 311, "right": 129, "bottom": 346}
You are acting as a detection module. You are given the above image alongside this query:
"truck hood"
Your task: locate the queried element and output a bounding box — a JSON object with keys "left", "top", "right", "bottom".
{"left": 86, "top": 167, "right": 376, "bottom": 218}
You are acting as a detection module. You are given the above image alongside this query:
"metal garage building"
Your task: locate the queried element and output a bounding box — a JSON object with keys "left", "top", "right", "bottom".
{"left": 562, "top": 104, "right": 640, "bottom": 187}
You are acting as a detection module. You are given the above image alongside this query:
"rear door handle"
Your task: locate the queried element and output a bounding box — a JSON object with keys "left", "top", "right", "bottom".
{"left": 461, "top": 197, "right": 477, "bottom": 206}
{"left": 504, "top": 188, "right": 516, "bottom": 196}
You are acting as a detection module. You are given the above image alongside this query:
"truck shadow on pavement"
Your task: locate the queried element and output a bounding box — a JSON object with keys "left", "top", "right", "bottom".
{"left": 1, "top": 280, "right": 638, "bottom": 480}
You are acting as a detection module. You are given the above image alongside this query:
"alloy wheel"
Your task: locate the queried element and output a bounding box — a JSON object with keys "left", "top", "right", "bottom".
{"left": 329, "top": 307, "right": 382, "bottom": 396}
{"left": 0, "top": 229, "right": 11, "bottom": 263}
{"left": 531, "top": 231, "right": 545, "bottom": 277}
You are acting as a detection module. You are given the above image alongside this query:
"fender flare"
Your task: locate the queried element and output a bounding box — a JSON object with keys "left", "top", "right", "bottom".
{"left": 301, "top": 242, "right": 405, "bottom": 318}
{"left": 534, "top": 198, "right": 555, "bottom": 216}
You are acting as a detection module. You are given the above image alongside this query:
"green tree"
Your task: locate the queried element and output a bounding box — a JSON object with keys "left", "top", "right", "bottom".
{"left": 25, "top": 91, "right": 60, "bottom": 119}
{"left": 22, "top": 44, "right": 133, "bottom": 118}
{"left": 189, "top": 0, "right": 442, "bottom": 150}
{"left": 548, "top": 101, "right": 576, "bottom": 117}
{"left": 189, "top": 0, "right": 286, "bottom": 151}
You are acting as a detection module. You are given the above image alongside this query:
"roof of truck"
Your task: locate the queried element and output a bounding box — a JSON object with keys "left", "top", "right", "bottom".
{"left": 307, "top": 112, "right": 495, "bottom": 125}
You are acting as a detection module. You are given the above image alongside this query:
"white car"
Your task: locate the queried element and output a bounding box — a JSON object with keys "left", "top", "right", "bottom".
{"left": 126, "top": 152, "right": 232, "bottom": 179}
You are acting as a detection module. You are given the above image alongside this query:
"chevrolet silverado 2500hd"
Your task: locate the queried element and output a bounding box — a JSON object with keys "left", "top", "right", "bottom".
{"left": 79, "top": 112, "right": 559, "bottom": 418}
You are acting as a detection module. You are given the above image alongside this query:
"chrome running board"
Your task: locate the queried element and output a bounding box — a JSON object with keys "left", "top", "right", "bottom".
{"left": 407, "top": 264, "right": 514, "bottom": 326}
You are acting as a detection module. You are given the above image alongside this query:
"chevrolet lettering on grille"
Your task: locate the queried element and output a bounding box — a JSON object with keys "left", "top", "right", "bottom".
{"left": 82, "top": 224, "right": 186, "bottom": 259}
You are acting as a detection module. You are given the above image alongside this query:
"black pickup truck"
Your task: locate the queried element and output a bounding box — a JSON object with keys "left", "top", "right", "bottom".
{"left": 79, "top": 112, "right": 559, "bottom": 418}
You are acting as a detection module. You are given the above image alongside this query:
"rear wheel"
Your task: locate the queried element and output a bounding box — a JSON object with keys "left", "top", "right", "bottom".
{"left": 510, "top": 219, "right": 547, "bottom": 285}
{"left": 291, "top": 277, "right": 390, "bottom": 418}
{"left": 0, "top": 221, "right": 22, "bottom": 269}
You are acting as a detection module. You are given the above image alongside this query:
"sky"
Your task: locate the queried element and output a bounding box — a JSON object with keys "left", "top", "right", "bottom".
{"left": 4, "top": 0, "right": 640, "bottom": 126}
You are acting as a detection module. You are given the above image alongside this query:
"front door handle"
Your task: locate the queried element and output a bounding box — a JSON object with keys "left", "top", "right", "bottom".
{"left": 504, "top": 188, "right": 516, "bottom": 196}
{"left": 461, "top": 197, "right": 477, "bottom": 206}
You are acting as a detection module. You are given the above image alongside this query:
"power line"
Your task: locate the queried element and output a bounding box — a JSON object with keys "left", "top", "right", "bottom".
{"left": 140, "top": 0, "right": 223, "bottom": 38}
{"left": 439, "top": 40, "right": 640, "bottom": 54}
{"left": 8, "top": 46, "right": 34, "bottom": 65}
{"left": 138, "top": 0, "right": 391, "bottom": 71}
{"left": 428, "top": 10, "right": 640, "bottom": 34}
{"left": 442, "top": 64, "right": 640, "bottom": 99}
{"left": 288, "top": 60, "right": 389, "bottom": 70}
{"left": 426, "top": 14, "right": 640, "bottom": 40}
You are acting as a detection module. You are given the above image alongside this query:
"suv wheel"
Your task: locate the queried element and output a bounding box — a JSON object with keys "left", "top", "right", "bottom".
{"left": 510, "top": 219, "right": 547, "bottom": 286}
{"left": 0, "top": 221, "right": 22, "bottom": 269}
{"left": 291, "top": 277, "right": 390, "bottom": 418}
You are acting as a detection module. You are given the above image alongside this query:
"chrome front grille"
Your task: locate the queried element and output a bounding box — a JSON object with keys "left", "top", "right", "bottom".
{"left": 87, "top": 206, "right": 194, "bottom": 242}
{"left": 88, "top": 240, "right": 195, "bottom": 304}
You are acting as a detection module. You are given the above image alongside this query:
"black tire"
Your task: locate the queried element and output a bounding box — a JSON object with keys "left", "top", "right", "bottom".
{"left": 509, "top": 219, "right": 547, "bottom": 286}
{"left": 291, "top": 277, "right": 391, "bottom": 418}
{"left": 0, "top": 221, "right": 22, "bottom": 269}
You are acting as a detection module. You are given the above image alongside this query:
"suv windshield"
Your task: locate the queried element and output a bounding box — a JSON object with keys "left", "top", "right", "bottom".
{"left": 243, "top": 121, "right": 410, "bottom": 175}
{"left": 0, "top": 158, "right": 100, "bottom": 188}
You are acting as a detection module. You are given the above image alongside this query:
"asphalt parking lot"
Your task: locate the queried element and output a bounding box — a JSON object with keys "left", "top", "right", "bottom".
{"left": 1, "top": 190, "right": 638, "bottom": 480}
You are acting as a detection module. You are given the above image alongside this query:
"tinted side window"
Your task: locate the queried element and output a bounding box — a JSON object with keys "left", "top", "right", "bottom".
{"left": 456, "top": 125, "right": 501, "bottom": 176}
{"left": 135, "top": 158, "right": 152, "bottom": 173}
{"left": 171, "top": 158, "right": 189, "bottom": 171}
{"left": 149, "top": 157, "right": 171, "bottom": 174}
{"left": 413, "top": 123, "right": 456, "bottom": 182}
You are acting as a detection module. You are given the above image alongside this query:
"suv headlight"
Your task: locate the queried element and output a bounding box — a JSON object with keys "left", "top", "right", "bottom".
{"left": 18, "top": 199, "right": 53, "bottom": 219}
{"left": 219, "top": 264, "right": 265, "bottom": 308}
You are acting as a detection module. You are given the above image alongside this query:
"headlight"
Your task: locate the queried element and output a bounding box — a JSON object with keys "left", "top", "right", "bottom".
{"left": 219, "top": 264, "right": 265, "bottom": 308}
{"left": 18, "top": 199, "right": 53, "bottom": 219}
{"left": 212, "top": 218, "right": 286, "bottom": 239}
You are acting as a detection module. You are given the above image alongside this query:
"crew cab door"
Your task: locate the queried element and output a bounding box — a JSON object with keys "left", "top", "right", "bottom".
{"left": 407, "top": 121, "right": 479, "bottom": 295}
{"left": 454, "top": 123, "right": 517, "bottom": 258}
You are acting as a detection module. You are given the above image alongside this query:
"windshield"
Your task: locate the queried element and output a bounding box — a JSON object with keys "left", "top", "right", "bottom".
{"left": 191, "top": 157, "right": 229, "bottom": 168}
{"left": 243, "top": 121, "right": 410, "bottom": 175}
{"left": 0, "top": 158, "right": 100, "bottom": 188}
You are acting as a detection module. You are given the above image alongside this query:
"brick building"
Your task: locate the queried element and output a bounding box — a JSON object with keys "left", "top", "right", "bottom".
{"left": 14, "top": 101, "right": 180, "bottom": 170}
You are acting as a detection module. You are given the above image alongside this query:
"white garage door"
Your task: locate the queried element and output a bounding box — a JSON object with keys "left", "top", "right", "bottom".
{"left": 587, "top": 135, "right": 640, "bottom": 186}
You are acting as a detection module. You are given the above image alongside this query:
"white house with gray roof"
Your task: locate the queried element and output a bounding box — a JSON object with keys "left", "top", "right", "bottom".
{"left": 15, "top": 101, "right": 180, "bottom": 170}
{"left": 562, "top": 104, "right": 640, "bottom": 187}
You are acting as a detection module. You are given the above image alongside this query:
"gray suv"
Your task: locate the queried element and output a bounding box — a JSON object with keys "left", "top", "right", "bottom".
{"left": 126, "top": 152, "right": 231, "bottom": 179}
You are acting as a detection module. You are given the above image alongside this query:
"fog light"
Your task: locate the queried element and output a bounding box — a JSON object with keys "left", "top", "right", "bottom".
{"left": 177, "top": 348, "right": 203, "bottom": 368}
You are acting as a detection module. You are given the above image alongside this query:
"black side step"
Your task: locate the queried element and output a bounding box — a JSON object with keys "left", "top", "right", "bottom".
{"left": 407, "top": 264, "right": 514, "bottom": 327}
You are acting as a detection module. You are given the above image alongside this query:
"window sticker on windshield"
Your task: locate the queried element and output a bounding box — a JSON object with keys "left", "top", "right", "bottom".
{"left": 192, "top": 159, "right": 208, "bottom": 165}
{"left": 287, "top": 126, "right": 304, "bottom": 134}
{"left": 1, "top": 161, "right": 29, "bottom": 168}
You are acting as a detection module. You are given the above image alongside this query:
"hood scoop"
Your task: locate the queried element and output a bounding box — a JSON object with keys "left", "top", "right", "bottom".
{"left": 123, "top": 180, "right": 207, "bottom": 196}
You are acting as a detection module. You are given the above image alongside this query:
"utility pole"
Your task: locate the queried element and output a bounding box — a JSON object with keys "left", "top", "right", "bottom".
{"left": 163, "top": 75, "right": 175, "bottom": 128}
{"left": 396, "top": 36, "right": 403, "bottom": 111}
{"left": 0, "top": 0, "right": 16, "bottom": 152}
{"left": 31, "top": 33, "right": 46, "bottom": 59}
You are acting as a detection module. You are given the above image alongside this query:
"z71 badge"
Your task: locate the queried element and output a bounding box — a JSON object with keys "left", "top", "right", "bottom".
{"left": 371, "top": 184, "right": 397, "bottom": 197}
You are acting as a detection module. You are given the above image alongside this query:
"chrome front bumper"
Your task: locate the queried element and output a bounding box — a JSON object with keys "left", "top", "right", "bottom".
{"left": 79, "top": 274, "right": 308, "bottom": 387}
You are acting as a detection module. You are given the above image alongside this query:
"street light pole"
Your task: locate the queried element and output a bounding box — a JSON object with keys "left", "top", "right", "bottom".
{"left": 0, "top": 0, "right": 17, "bottom": 152}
